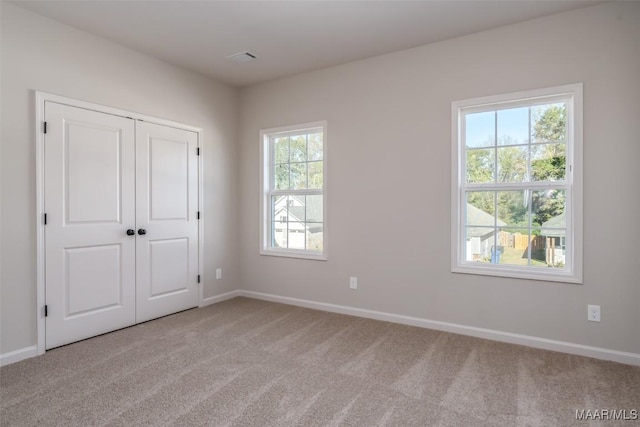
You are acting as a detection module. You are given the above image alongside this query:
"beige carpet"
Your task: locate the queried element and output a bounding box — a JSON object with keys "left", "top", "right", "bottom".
{"left": 1, "top": 297, "right": 639, "bottom": 426}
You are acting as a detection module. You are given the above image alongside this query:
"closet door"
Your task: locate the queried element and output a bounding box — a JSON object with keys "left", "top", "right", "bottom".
{"left": 135, "top": 121, "right": 199, "bottom": 323}
{"left": 44, "top": 103, "right": 136, "bottom": 349}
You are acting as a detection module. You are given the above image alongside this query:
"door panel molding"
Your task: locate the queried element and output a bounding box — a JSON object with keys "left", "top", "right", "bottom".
{"left": 36, "top": 91, "right": 204, "bottom": 355}
{"left": 64, "top": 243, "right": 123, "bottom": 317}
{"left": 136, "top": 122, "right": 199, "bottom": 323}
{"left": 64, "top": 120, "right": 123, "bottom": 224}
{"left": 43, "top": 102, "right": 136, "bottom": 350}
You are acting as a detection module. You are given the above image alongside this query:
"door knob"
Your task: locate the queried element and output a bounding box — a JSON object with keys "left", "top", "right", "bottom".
{"left": 126, "top": 229, "right": 135, "bottom": 236}
{"left": 137, "top": 228, "right": 147, "bottom": 235}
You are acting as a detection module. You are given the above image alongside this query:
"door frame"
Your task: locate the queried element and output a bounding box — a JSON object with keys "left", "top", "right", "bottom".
{"left": 35, "top": 91, "right": 205, "bottom": 356}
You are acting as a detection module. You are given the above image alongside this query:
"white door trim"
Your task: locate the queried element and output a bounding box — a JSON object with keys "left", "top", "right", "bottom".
{"left": 35, "top": 91, "right": 204, "bottom": 356}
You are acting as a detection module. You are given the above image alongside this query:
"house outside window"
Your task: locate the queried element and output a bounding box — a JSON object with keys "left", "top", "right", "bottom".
{"left": 260, "top": 121, "right": 327, "bottom": 260}
{"left": 451, "top": 84, "right": 582, "bottom": 283}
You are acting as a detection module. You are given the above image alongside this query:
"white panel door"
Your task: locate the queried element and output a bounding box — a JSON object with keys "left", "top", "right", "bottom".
{"left": 45, "top": 102, "right": 136, "bottom": 349}
{"left": 135, "top": 121, "right": 199, "bottom": 323}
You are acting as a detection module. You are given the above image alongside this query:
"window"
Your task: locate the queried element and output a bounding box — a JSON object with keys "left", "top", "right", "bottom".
{"left": 261, "top": 121, "right": 327, "bottom": 260}
{"left": 451, "top": 84, "right": 582, "bottom": 283}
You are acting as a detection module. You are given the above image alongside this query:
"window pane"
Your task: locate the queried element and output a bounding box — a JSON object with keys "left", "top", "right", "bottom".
{"left": 306, "top": 195, "right": 323, "bottom": 223}
{"left": 290, "top": 135, "right": 307, "bottom": 162}
{"left": 466, "top": 191, "right": 495, "bottom": 226}
{"left": 535, "top": 228, "right": 567, "bottom": 268}
{"left": 308, "top": 133, "right": 323, "bottom": 161}
{"left": 265, "top": 124, "right": 326, "bottom": 256}
{"left": 290, "top": 162, "right": 307, "bottom": 189}
{"left": 271, "top": 195, "right": 289, "bottom": 249}
{"left": 272, "top": 195, "right": 288, "bottom": 223}
{"left": 275, "top": 164, "right": 289, "bottom": 190}
{"left": 308, "top": 161, "right": 323, "bottom": 189}
{"left": 531, "top": 143, "right": 566, "bottom": 182}
{"left": 497, "top": 229, "right": 548, "bottom": 267}
{"left": 274, "top": 136, "right": 289, "bottom": 163}
{"left": 465, "top": 148, "right": 495, "bottom": 183}
{"left": 497, "top": 146, "right": 528, "bottom": 183}
{"left": 497, "top": 191, "right": 529, "bottom": 228}
{"left": 465, "top": 111, "right": 495, "bottom": 148}
{"left": 465, "top": 226, "right": 495, "bottom": 262}
{"left": 306, "top": 223, "right": 323, "bottom": 252}
{"left": 288, "top": 222, "right": 305, "bottom": 249}
{"left": 454, "top": 86, "right": 580, "bottom": 280}
{"left": 495, "top": 245, "right": 526, "bottom": 266}
{"left": 497, "top": 107, "right": 529, "bottom": 145}
{"left": 272, "top": 221, "right": 288, "bottom": 248}
{"left": 495, "top": 228, "right": 531, "bottom": 266}
{"left": 286, "top": 195, "right": 305, "bottom": 222}
{"left": 532, "top": 103, "right": 566, "bottom": 143}
{"left": 532, "top": 189, "right": 565, "bottom": 227}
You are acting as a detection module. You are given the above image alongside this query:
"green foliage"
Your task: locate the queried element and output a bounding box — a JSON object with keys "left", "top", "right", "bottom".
{"left": 531, "top": 104, "right": 566, "bottom": 182}
{"left": 308, "top": 161, "right": 323, "bottom": 189}
{"left": 497, "top": 145, "right": 527, "bottom": 183}
{"left": 533, "top": 104, "right": 566, "bottom": 142}
{"left": 531, "top": 155, "right": 565, "bottom": 181}
{"left": 498, "top": 191, "right": 528, "bottom": 227}
{"left": 275, "top": 164, "right": 289, "bottom": 189}
{"left": 531, "top": 105, "right": 567, "bottom": 225}
{"left": 467, "top": 191, "right": 494, "bottom": 218}
{"left": 274, "top": 137, "right": 289, "bottom": 163}
{"left": 308, "top": 133, "right": 323, "bottom": 161}
{"left": 290, "top": 136, "right": 307, "bottom": 162}
{"left": 466, "top": 149, "right": 493, "bottom": 183}
{"left": 290, "top": 162, "right": 306, "bottom": 189}
{"left": 532, "top": 189, "right": 565, "bottom": 226}
{"left": 273, "top": 134, "right": 323, "bottom": 191}
{"left": 465, "top": 104, "right": 567, "bottom": 228}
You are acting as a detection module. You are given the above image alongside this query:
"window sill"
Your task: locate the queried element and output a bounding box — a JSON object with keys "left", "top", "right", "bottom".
{"left": 260, "top": 249, "right": 328, "bottom": 261}
{"left": 452, "top": 263, "right": 582, "bottom": 284}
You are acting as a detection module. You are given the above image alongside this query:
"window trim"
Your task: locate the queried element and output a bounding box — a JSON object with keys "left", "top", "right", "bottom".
{"left": 451, "top": 84, "right": 583, "bottom": 283}
{"left": 260, "top": 121, "right": 328, "bottom": 260}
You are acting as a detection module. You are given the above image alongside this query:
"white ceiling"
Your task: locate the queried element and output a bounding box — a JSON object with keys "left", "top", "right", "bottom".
{"left": 12, "top": 0, "right": 601, "bottom": 87}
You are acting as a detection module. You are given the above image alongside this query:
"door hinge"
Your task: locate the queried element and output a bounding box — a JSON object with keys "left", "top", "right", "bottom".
{"left": 44, "top": 305, "right": 48, "bottom": 317}
{"left": 197, "top": 211, "right": 200, "bottom": 220}
{"left": 43, "top": 122, "right": 47, "bottom": 134}
{"left": 197, "top": 275, "right": 201, "bottom": 283}
{"left": 196, "top": 147, "right": 200, "bottom": 156}
{"left": 44, "top": 213, "right": 48, "bottom": 225}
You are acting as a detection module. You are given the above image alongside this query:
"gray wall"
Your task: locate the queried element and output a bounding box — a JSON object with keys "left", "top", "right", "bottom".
{"left": 238, "top": 2, "right": 640, "bottom": 354}
{"left": 2, "top": 1, "right": 639, "bottom": 358}
{"left": 0, "top": 3, "right": 239, "bottom": 354}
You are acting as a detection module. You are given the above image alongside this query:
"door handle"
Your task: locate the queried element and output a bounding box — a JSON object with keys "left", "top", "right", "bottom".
{"left": 126, "top": 229, "right": 135, "bottom": 236}
{"left": 137, "top": 228, "right": 147, "bottom": 235}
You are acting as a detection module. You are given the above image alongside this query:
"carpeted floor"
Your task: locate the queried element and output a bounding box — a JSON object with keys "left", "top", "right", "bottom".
{"left": 1, "top": 297, "right": 639, "bottom": 426}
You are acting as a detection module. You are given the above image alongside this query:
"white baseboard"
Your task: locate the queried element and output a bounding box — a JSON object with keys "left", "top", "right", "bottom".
{"left": 0, "top": 345, "right": 38, "bottom": 367}
{"left": 237, "top": 290, "right": 640, "bottom": 367}
{"left": 201, "top": 290, "right": 242, "bottom": 307}
{"left": 1, "top": 291, "right": 240, "bottom": 367}
{"left": 5, "top": 291, "right": 638, "bottom": 368}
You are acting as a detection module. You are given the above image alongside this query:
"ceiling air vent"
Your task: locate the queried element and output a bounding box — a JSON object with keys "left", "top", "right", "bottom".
{"left": 227, "top": 52, "right": 258, "bottom": 63}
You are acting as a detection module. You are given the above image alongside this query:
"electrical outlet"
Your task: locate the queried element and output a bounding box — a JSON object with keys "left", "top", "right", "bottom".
{"left": 588, "top": 304, "right": 601, "bottom": 322}
{"left": 349, "top": 277, "right": 358, "bottom": 290}
{"left": 216, "top": 268, "right": 222, "bottom": 280}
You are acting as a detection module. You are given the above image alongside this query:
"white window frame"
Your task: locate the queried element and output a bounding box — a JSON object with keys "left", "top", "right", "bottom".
{"left": 451, "top": 84, "right": 583, "bottom": 283}
{"left": 260, "top": 121, "right": 328, "bottom": 260}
